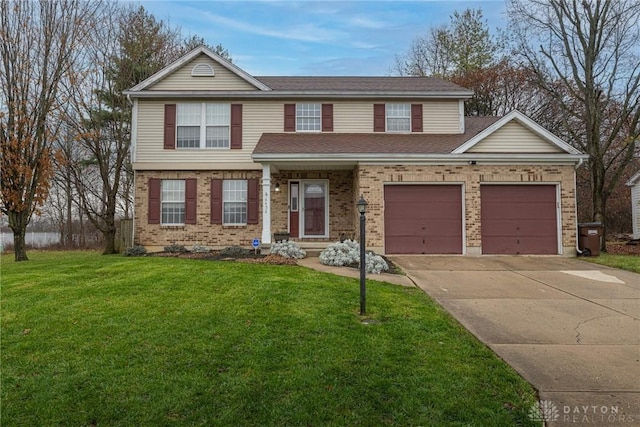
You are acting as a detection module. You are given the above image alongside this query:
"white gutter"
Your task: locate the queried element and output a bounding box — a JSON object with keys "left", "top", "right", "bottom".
{"left": 123, "top": 90, "right": 474, "bottom": 100}
{"left": 251, "top": 153, "right": 590, "bottom": 164}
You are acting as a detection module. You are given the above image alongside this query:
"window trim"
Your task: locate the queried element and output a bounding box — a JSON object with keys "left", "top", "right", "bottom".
{"left": 176, "top": 102, "right": 230, "bottom": 149}
{"left": 385, "top": 103, "right": 411, "bottom": 133}
{"left": 295, "top": 103, "right": 322, "bottom": 132}
{"left": 161, "top": 179, "right": 186, "bottom": 226}
{"left": 222, "top": 179, "right": 248, "bottom": 226}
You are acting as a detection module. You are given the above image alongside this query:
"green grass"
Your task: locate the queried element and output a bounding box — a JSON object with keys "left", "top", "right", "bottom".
{"left": 2, "top": 251, "right": 538, "bottom": 426}
{"left": 583, "top": 252, "right": 640, "bottom": 273}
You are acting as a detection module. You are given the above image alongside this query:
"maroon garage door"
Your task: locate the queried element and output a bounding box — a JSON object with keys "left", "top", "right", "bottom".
{"left": 384, "top": 185, "right": 462, "bottom": 254}
{"left": 481, "top": 185, "right": 558, "bottom": 254}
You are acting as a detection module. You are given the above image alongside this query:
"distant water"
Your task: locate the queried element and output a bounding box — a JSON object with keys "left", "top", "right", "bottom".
{"left": 0, "top": 231, "right": 61, "bottom": 249}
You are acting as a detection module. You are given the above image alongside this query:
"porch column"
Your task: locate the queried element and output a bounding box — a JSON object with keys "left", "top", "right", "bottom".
{"left": 261, "top": 163, "right": 272, "bottom": 244}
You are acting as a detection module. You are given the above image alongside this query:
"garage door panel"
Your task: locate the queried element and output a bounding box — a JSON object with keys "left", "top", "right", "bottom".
{"left": 385, "top": 235, "right": 462, "bottom": 255}
{"left": 387, "top": 219, "right": 462, "bottom": 236}
{"left": 481, "top": 185, "right": 558, "bottom": 255}
{"left": 481, "top": 204, "right": 556, "bottom": 219}
{"left": 385, "top": 185, "right": 462, "bottom": 254}
{"left": 482, "top": 219, "right": 557, "bottom": 235}
{"left": 484, "top": 236, "right": 557, "bottom": 255}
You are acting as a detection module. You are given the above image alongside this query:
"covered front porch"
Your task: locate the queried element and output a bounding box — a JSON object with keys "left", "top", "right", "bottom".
{"left": 259, "top": 163, "right": 360, "bottom": 246}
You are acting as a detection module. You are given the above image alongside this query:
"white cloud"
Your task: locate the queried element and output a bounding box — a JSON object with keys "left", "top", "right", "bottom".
{"left": 348, "top": 16, "right": 389, "bottom": 30}
{"left": 351, "top": 41, "right": 382, "bottom": 50}
{"left": 199, "top": 10, "right": 346, "bottom": 43}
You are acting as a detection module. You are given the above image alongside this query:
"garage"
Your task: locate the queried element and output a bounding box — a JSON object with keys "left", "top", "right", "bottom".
{"left": 481, "top": 185, "right": 558, "bottom": 254}
{"left": 384, "top": 185, "right": 463, "bottom": 254}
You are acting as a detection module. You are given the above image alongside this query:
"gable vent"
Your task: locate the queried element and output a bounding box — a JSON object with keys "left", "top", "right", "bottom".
{"left": 191, "top": 63, "right": 215, "bottom": 77}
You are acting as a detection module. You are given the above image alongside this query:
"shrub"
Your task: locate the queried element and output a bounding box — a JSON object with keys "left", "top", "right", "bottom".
{"left": 191, "top": 244, "right": 210, "bottom": 254}
{"left": 219, "top": 246, "right": 252, "bottom": 258}
{"left": 319, "top": 239, "right": 360, "bottom": 267}
{"left": 270, "top": 241, "right": 306, "bottom": 259}
{"left": 164, "top": 243, "right": 189, "bottom": 253}
{"left": 365, "top": 252, "right": 389, "bottom": 274}
{"left": 319, "top": 239, "right": 388, "bottom": 274}
{"left": 123, "top": 245, "right": 147, "bottom": 257}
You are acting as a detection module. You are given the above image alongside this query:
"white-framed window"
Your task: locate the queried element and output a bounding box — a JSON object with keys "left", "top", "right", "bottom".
{"left": 161, "top": 179, "right": 185, "bottom": 225}
{"left": 223, "top": 180, "right": 247, "bottom": 225}
{"left": 386, "top": 103, "right": 411, "bottom": 132}
{"left": 176, "top": 104, "right": 201, "bottom": 148}
{"left": 290, "top": 183, "right": 299, "bottom": 212}
{"left": 177, "top": 103, "right": 230, "bottom": 148}
{"left": 296, "top": 103, "right": 321, "bottom": 131}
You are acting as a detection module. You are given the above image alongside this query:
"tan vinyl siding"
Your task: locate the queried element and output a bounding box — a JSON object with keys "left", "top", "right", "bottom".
{"left": 135, "top": 100, "right": 282, "bottom": 165}
{"left": 243, "top": 101, "right": 284, "bottom": 150}
{"left": 468, "top": 121, "right": 564, "bottom": 153}
{"left": 333, "top": 102, "right": 373, "bottom": 132}
{"left": 149, "top": 54, "right": 258, "bottom": 91}
{"left": 423, "top": 100, "right": 461, "bottom": 133}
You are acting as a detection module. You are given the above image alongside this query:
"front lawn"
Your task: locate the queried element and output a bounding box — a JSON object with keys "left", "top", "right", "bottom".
{"left": 2, "top": 252, "right": 538, "bottom": 426}
{"left": 583, "top": 252, "right": 640, "bottom": 273}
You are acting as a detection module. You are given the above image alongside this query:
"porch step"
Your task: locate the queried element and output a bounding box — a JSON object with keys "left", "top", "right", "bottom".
{"left": 266, "top": 240, "right": 329, "bottom": 257}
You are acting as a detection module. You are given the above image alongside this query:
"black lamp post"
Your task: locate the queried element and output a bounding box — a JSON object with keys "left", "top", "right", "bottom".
{"left": 357, "top": 195, "right": 368, "bottom": 315}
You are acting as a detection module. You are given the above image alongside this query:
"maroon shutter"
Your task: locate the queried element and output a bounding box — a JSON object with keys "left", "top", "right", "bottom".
{"left": 284, "top": 104, "right": 295, "bottom": 132}
{"left": 373, "top": 104, "right": 385, "bottom": 132}
{"left": 185, "top": 178, "right": 197, "bottom": 224}
{"left": 164, "top": 104, "right": 176, "bottom": 149}
{"left": 411, "top": 104, "right": 423, "bottom": 132}
{"left": 322, "top": 104, "right": 333, "bottom": 132}
{"left": 247, "top": 178, "right": 259, "bottom": 224}
{"left": 148, "top": 178, "right": 161, "bottom": 224}
{"left": 230, "top": 104, "right": 242, "bottom": 149}
{"left": 210, "top": 179, "right": 223, "bottom": 224}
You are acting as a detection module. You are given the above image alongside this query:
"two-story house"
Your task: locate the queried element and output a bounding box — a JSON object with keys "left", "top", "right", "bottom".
{"left": 125, "top": 46, "right": 588, "bottom": 256}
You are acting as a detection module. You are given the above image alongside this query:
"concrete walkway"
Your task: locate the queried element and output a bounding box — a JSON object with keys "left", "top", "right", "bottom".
{"left": 297, "top": 257, "right": 414, "bottom": 287}
{"left": 390, "top": 256, "right": 640, "bottom": 426}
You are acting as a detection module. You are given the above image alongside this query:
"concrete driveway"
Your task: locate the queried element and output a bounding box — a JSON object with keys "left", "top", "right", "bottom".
{"left": 391, "top": 256, "right": 640, "bottom": 426}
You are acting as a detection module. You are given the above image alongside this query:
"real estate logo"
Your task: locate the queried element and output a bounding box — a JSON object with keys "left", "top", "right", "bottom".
{"left": 529, "top": 400, "right": 560, "bottom": 423}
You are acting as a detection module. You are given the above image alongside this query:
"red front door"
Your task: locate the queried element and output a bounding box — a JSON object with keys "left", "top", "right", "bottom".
{"left": 289, "top": 182, "right": 299, "bottom": 238}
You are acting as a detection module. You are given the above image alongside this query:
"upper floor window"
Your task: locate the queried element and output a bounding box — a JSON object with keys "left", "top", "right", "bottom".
{"left": 161, "top": 179, "right": 185, "bottom": 225}
{"left": 177, "top": 103, "right": 230, "bottom": 148}
{"left": 386, "top": 103, "right": 411, "bottom": 132}
{"left": 296, "top": 103, "right": 321, "bottom": 132}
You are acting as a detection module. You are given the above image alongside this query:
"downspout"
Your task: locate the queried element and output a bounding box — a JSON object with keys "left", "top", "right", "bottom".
{"left": 127, "top": 93, "right": 136, "bottom": 247}
{"left": 574, "top": 158, "right": 584, "bottom": 255}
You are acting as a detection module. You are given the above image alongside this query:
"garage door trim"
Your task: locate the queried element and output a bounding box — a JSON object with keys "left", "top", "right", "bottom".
{"left": 480, "top": 182, "right": 562, "bottom": 255}
{"left": 383, "top": 182, "right": 466, "bottom": 254}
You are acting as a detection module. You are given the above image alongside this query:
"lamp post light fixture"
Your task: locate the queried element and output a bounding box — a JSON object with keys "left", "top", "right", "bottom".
{"left": 357, "top": 195, "right": 368, "bottom": 315}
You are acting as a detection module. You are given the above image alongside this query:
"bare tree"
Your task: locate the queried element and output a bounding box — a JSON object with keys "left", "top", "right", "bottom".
{"left": 393, "top": 9, "right": 503, "bottom": 78}
{"left": 391, "top": 8, "right": 553, "bottom": 118}
{"left": 508, "top": 0, "right": 640, "bottom": 249}
{"left": 64, "top": 5, "right": 185, "bottom": 254}
{"left": 0, "top": 0, "right": 99, "bottom": 261}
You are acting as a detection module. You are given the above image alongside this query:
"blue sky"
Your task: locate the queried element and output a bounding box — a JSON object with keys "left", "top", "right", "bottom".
{"left": 140, "top": 1, "right": 509, "bottom": 76}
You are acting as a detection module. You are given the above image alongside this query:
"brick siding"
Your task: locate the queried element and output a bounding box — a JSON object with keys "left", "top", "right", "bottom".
{"left": 356, "top": 164, "right": 577, "bottom": 253}
{"left": 135, "top": 165, "right": 577, "bottom": 254}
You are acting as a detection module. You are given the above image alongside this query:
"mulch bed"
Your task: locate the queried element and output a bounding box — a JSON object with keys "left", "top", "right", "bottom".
{"left": 150, "top": 250, "right": 404, "bottom": 272}
{"left": 606, "top": 242, "right": 640, "bottom": 256}
{"left": 152, "top": 250, "right": 297, "bottom": 264}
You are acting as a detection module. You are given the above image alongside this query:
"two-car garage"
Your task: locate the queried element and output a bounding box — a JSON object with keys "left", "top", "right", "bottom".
{"left": 384, "top": 184, "right": 559, "bottom": 255}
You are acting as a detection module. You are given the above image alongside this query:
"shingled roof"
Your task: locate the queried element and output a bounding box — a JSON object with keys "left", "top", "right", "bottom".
{"left": 255, "top": 76, "right": 471, "bottom": 93}
{"left": 253, "top": 117, "right": 500, "bottom": 157}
